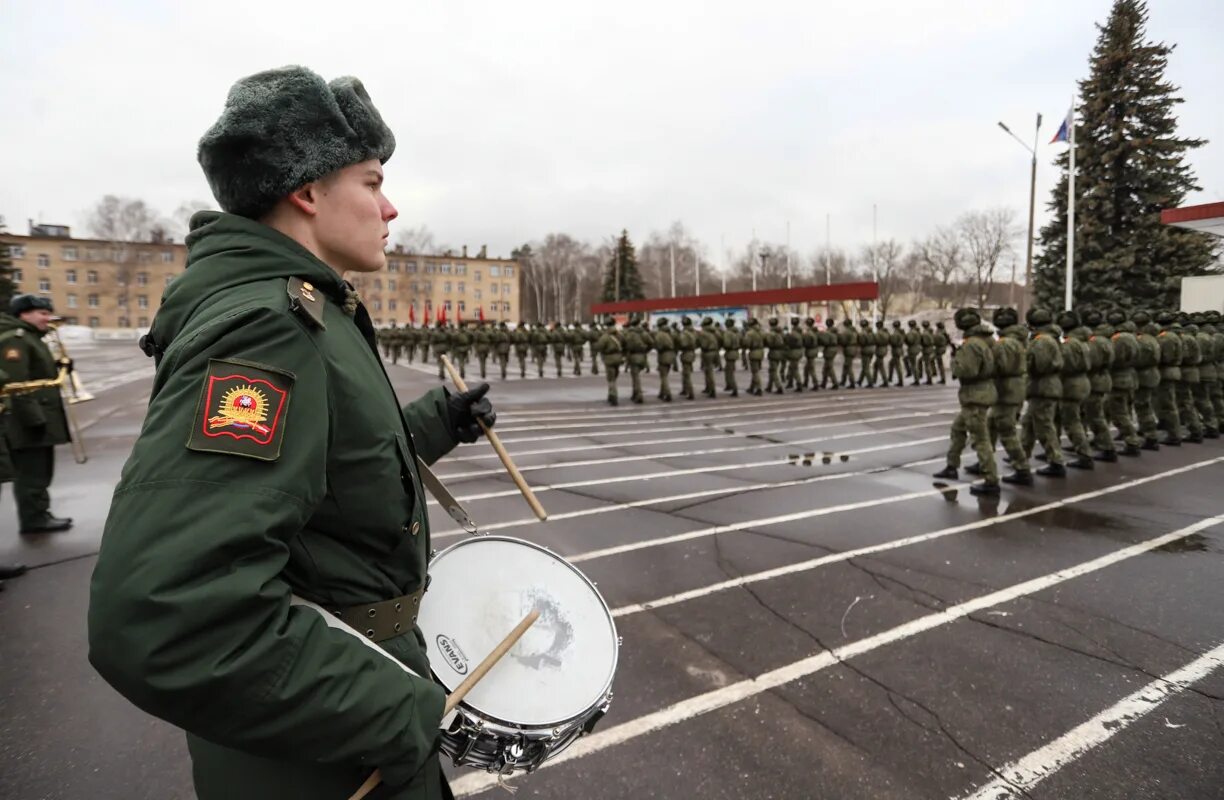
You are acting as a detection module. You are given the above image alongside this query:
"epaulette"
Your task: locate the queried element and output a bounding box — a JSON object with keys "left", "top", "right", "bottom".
{"left": 287, "top": 277, "right": 326, "bottom": 330}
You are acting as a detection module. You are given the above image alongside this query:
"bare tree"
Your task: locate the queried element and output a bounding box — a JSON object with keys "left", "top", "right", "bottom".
{"left": 171, "top": 200, "right": 214, "bottom": 239}
{"left": 862, "top": 239, "right": 908, "bottom": 320}
{"left": 917, "top": 226, "right": 966, "bottom": 309}
{"left": 958, "top": 208, "right": 1019, "bottom": 309}
{"left": 86, "top": 196, "right": 159, "bottom": 320}
{"left": 397, "top": 225, "right": 438, "bottom": 255}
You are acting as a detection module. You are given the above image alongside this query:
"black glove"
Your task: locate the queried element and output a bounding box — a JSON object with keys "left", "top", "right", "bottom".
{"left": 445, "top": 383, "right": 496, "bottom": 444}
{"left": 57, "top": 358, "right": 75, "bottom": 373}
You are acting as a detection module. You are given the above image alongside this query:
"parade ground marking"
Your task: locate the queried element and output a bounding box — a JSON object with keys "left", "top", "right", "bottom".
{"left": 606, "top": 457, "right": 1224, "bottom": 615}
{"left": 434, "top": 432, "right": 948, "bottom": 505}
{"left": 432, "top": 456, "right": 946, "bottom": 539}
{"left": 438, "top": 408, "right": 952, "bottom": 480}
{"left": 956, "top": 640, "right": 1224, "bottom": 800}
{"left": 451, "top": 511, "right": 1224, "bottom": 797}
{"left": 435, "top": 415, "right": 953, "bottom": 484}
{"left": 450, "top": 399, "right": 910, "bottom": 457}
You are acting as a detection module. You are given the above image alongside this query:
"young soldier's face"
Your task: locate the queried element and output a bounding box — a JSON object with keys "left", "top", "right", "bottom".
{"left": 20, "top": 309, "right": 55, "bottom": 331}
{"left": 314, "top": 160, "right": 398, "bottom": 274}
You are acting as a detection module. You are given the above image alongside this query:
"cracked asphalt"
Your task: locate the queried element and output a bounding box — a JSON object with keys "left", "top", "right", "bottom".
{"left": 1, "top": 342, "right": 1222, "bottom": 799}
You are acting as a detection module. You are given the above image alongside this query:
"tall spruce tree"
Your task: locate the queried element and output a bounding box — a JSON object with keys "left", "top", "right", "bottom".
{"left": 601, "top": 229, "right": 645, "bottom": 302}
{"left": 1034, "top": 0, "right": 1216, "bottom": 312}
{"left": 0, "top": 216, "right": 17, "bottom": 311}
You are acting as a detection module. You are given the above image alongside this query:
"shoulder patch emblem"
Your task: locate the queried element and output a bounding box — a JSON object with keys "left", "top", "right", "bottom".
{"left": 4, "top": 348, "right": 20, "bottom": 361}
{"left": 188, "top": 358, "right": 293, "bottom": 461}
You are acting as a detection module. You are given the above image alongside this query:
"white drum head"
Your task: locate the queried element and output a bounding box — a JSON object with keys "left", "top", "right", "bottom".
{"left": 420, "top": 537, "right": 618, "bottom": 727}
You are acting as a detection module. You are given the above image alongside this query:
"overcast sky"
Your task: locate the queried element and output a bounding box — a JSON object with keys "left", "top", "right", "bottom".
{"left": 2, "top": 0, "right": 1221, "bottom": 270}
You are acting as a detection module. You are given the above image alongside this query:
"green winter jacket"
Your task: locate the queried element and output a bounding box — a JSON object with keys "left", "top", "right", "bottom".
{"left": 1062, "top": 328, "right": 1092, "bottom": 402}
{"left": 0, "top": 368, "right": 12, "bottom": 483}
{"left": 655, "top": 329, "right": 676, "bottom": 366}
{"left": 1180, "top": 328, "right": 1201, "bottom": 384}
{"left": 1158, "top": 328, "right": 1183, "bottom": 381}
{"left": 1086, "top": 325, "right": 1114, "bottom": 394}
{"left": 993, "top": 324, "right": 1028, "bottom": 406}
{"left": 953, "top": 326, "right": 997, "bottom": 406}
{"left": 1026, "top": 326, "right": 1064, "bottom": 400}
{"left": 744, "top": 328, "right": 765, "bottom": 361}
{"left": 88, "top": 212, "right": 457, "bottom": 799}
{"left": 1136, "top": 326, "right": 1162, "bottom": 389}
{"left": 1109, "top": 324, "right": 1140, "bottom": 391}
{"left": 596, "top": 329, "right": 623, "bottom": 367}
{"left": 624, "top": 326, "right": 649, "bottom": 368}
{"left": 0, "top": 313, "right": 72, "bottom": 450}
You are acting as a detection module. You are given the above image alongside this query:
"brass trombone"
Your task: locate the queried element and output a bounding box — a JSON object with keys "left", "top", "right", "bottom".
{"left": 0, "top": 327, "right": 91, "bottom": 463}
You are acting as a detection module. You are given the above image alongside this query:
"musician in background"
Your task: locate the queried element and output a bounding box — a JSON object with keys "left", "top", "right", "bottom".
{"left": 88, "top": 66, "right": 495, "bottom": 799}
{"left": 0, "top": 365, "right": 30, "bottom": 589}
{"left": 0, "top": 294, "right": 73, "bottom": 534}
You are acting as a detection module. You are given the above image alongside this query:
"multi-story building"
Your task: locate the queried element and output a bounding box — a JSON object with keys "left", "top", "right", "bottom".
{"left": 2, "top": 224, "right": 521, "bottom": 328}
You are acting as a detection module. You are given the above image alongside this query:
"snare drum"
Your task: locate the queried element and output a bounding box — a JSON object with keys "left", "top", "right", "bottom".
{"left": 418, "top": 536, "right": 619, "bottom": 774}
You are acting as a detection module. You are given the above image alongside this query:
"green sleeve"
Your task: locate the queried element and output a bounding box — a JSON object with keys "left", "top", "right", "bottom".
{"left": 88, "top": 307, "right": 444, "bottom": 784}
{"left": 6, "top": 339, "right": 47, "bottom": 428}
{"left": 401, "top": 386, "right": 458, "bottom": 466}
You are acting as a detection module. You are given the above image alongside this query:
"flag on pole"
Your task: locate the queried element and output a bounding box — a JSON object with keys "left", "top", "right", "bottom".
{"left": 408, "top": 303, "right": 415, "bottom": 326}
{"left": 478, "top": 305, "right": 485, "bottom": 323}
{"left": 1050, "top": 107, "right": 1072, "bottom": 143}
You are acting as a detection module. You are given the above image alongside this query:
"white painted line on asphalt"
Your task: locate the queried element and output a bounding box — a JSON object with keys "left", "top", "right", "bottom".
{"left": 452, "top": 512, "right": 1224, "bottom": 797}
{"left": 435, "top": 414, "right": 954, "bottom": 483}
{"left": 432, "top": 456, "right": 947, "bottom": 540}
{"left": 437, "top": 408, "right": 951, "bottom": 479}
{"left": 570, "top": 487, "right": 942, "bottom": 563}
{"left": 430, "top": 435, "right": 944, "bottom": 503}
{"left": 609, "top": 457, "right": 1224, "bottom": 617}
{"left": 428, "top": 428, "right": 949, "bottom": 505}
{"left": 956, "top": 639, "right": 1224, "bottom": 800}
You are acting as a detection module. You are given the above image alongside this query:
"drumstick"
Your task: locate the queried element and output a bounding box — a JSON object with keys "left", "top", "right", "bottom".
{"left": 440, "top": 354, "right": 548, "bottom": 521}
{"left": 346, "top": 609, "right": 542, "bottom": 800}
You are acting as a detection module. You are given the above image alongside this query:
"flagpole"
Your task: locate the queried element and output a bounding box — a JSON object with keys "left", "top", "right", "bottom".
{"left": 1065, "top": 98, "right": 1075, "bottom": 311}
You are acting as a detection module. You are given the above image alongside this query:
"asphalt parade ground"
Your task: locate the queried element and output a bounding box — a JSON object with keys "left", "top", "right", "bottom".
{"left": 2, "top": 341, "right": 1222, "bottom": 799}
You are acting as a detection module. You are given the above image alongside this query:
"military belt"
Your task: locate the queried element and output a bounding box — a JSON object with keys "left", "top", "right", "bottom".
{"left": 331, "top": 587, "right": 425, "bottom": 643}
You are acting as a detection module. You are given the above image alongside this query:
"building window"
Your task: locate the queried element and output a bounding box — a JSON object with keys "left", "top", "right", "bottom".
{"left": 67, "top": 294, "right": 78, "bottom": 308}
{"left": 474, "top": 269, "right": 482, "bottom": 282}
{"left": 444, "top": 282, "right": 452, "bottom": 293}
{"left": 9, "top": 245, "right": 24, "bottom": 259}
{"left": 137, "top": 272, "right": 148, "bottom": 286}
{"left": 161, "top": 250, "right": 174, "bottom": 263}
{"left": 373, "top": 278, "right": 382, "bottom": 289}
{"left": 457, "top": 282, "right": 465, "bottom": 293}
{"left": 138, "top": 251, "right": 153, "bottom": 264}
{"left": 118, "top": 316, "right": 130, "bottom": 328}
{"left": 440, "top": 263, "right": 452, "bottom": 274}
{"left": 406, "top": 261, "right": 417, "bottom": 273}
{"left": 88, "top": 294, "right": 99, "bottom": 308}
{"left": 444, "top": 300, "right": 452, "bottom": 311}
{"left": 388, "top": 260, "right": 400, "bottom": 273}
{"left": 87, "top": 270, "right": 99, "bottom": 284}
{"left": 490, "top": 266, "right": 501, "bottom": 277}
{"left": 89, "top": 317, "right": 100, "bottom": 328}
{"left": 66, "top": 269, "right": 77, "bottom": 284}
{"left": 456, "top": 263, "right": 466, "bottom": 275}
{"left": 12, "top": 268, "right": 22, "bottom": 283}
{"left": 425, "top": 263, "right": 435, "bottom": 274}
{"left": 504, "top": 283, "right": 512, "bottom": 295}
{"left": 62, "top": 246, "right": 78, "bottom": 261}
{"left": 118, "top": 296, "right": 128, "bottom": 308}
{"left": 387, "top": 279, "right": 396, "bottom": 291}
{"left": 504, "top": 302, "right": 512, "bottom": 313}
{"left": 86, "top": 247, "right": 103, "bottom": 261}
{"left": 372, "top": 299, "right": 382, "bottom": 311}
{"left": 474, "top": 289, "right": 482, "bottom": 300}
{"left": 138, "top": 317, "right": 149, "bottom": 327}
{"left": 62, "top": 316, "right": 78, "bottom": 325}
{"left": 458, "top": 301, "right": 466, "bottom": 313}
{"left": 137, "top": 295, "right": 149, "bottom": 309}
{"left": 388, "top": 299, "right": 397, "bottom": 310}
{"left": 504, "top": 266, "right": 515, "bottom": 277}
{"left": 37, "top": 254, "right": 50, "bottom": 268}
{"left": 38, "top": 278, "right": 51, "bottom": 293}
{"left": 424, "top": 282, "right": 432, "bottom": 293}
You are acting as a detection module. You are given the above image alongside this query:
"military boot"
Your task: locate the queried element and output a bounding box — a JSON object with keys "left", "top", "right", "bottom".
{"left": 21, "top": 515, "right": 73, "bottom": 534}
{"left": 1036, "top": 463, "right": 1067, "bottom": 478}
{"left": 1001, "top": 470, "right": 1035, "bottom": 486}
{"left": 1093, "top": 450, "right": 1119, "bottom": 463}
{"left": 969, "top": 481, "right": 1000, "bottom": 497}
{"left": 1067, "top": 455, "right": 1095, "bottom": 470}
{"left": 1120, "top": 443, "right": 1142, "bottom": 457}
{"left": 1141, "top": 438, "right": 1161, "bottom": 451}
{"left": 0, "top": 564, "right": 27, "bottom": 579}
{"left": 932, "top": 466, "right": 958, "bottom": 480}
{"left": 964, "top": 463, "right": 983, "bottom": 477}
{"left": 1205, "top": 427, "right": 1220, "bottom": 439}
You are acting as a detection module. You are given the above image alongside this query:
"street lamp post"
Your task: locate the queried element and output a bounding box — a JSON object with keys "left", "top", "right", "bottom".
{"left": 998, "top": 113, "right": 1042, "bottom": 318}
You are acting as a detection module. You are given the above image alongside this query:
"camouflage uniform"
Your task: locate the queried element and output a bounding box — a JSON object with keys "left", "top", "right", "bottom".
{"left": 1020, "top": 309, "right": 1065, "bottom": 474}
{"left": 429, "top": 323, "right": 450, "bottom": 380}
{"left": 871, "top": 322, "right": 889, "bottom": 387}
{"left": 677, "top": 317, "right": 698, "bottom": 400}
{"left": 1132, "top": 312, "right": 1162, "bottom": 449}
{"left": 722, "top": 321, "right": 740, "bottom": 397}
{"left": 596, "top": 325, "right": 623, "bottom": 405}
{"left": 654, "top": 319, "right": 676, "bottom": 401}
{"left": 932, "top": 321, "right": 950, "bottom": 384}
{"left": 990, "top": 311, "right": 1032, "bottom": 482}
{"left": 919, "top": 320, "right": 936, "bottom": 386}
{"left": 904, "top": 320, "right": 922, "bottom": 384}
{"left": 1105, "top": 310, "right": 1142, "bottom": 455}
{"left": 856, "top": 319, "right": 875, "bottom": 387}
{"left": 624, "top": 319, "right": 649, "bottom": 403}
{"left": 765, "top": 318, "right": 786, "bottom": 394}
{"left": 802, "top": 319, "right": 820, "bottom": 390}
{"left": 838, "top": 319, "right": 858, "bottom": 388}
{"left": 887, "top": 320, "right": 905, "bottom": 387}
{"left": 493, "top": 322, "right": 511, "bottom": 380}
{"left": 1060, "top": 314, "right": 1095, "bottom": 468}
{"left": 820, "top": 320, "right": 839, "bottom": 389}
{"left": 698, "top": 318, "right": 721, "bottom": 398}
{"left": 1155, "top": 312, "right": 1184, "bottom": 444}
{"left": 451, "top": 323, "right": 471, "bottom": 378}
{"left": 784, "top": 318, "right": 804, "bottom": 390}
{"left": 933, "top": 308, "right": 999, "bottom": 495}
{"left": 512, "top": 322, "right": 530, "bottom": 378}
{"left": 473, "top": 323, "right": 491, "bottom": 379}
{"left": 530, "top": 323, "right": 549, "bottom": 377}
{"left": 1083, "top": 310, "right": 1117, "bottom": 459}
{"left": 744, "top": 319, "right": 766, "bottom": 396}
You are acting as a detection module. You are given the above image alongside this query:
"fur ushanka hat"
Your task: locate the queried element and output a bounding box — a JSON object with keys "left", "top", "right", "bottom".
{"left": 198, "top": 66, "right": 396, "bottom": 219}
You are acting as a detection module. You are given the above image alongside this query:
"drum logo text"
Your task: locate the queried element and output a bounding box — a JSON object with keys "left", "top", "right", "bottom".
{"left": 437, "top": 634, "right": 469, "bottom": 675}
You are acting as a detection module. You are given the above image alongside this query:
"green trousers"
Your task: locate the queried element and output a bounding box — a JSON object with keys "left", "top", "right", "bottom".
{"left": 1155, "top": 380, "right": 1182, "bottom": 437}
{"left": 1210, "top": 379, "right": 1224, "bottom": 425}
{"left": 1193, "top": 381, "right": 1218, "bottom": 430}
{"left": 629, "top": 365, "right": 643, "bottom": 400}
{"left": 767, "top": 359, "right": 784, "bottom": 393}
{"left": 1059, "top": 399, "right": 1092, "bottom": 457}
{"left": 749, "top": 359, "right": 763, "bottom": 393}
{"left": 989, "top": 403, "right": 1028, "bottom": 473}
{"left": 605, "top": 363, "right": 620, "bottom": 401}
{"left": 497, "top": 354, "right": 509, "bottom": 380}
{"left": 887, "top": 354, "right": 904, "bottom": 386}
{"left": 1108, "top": 389, "right": 1141, "bottom": 447}
{"left": 821, "top": 355, "right": 838, "bottom": 388}
{"left": 681, "top": 361, "right": 695, "bottom": 398}
{"left": 1083, "top": 393, "right": 1115, "bottom": 453}
{"left": 658, "top": 363, "right": 673, "bottom": 400}
{"left": 723, "top": 357, "right": 738, "bottom": 392}
{"left": 10, "top": 446, "right": 55, "bottom": 529}
{"left": 476, "top": 353, "right": 488, "bottom": 379}
{"left": 947, "top": 405, "right": 998, "bottom": 482}
{"left": 1177, "top": 382, "right": 1201, "bottom": 436}
{"left": 1021, "top": 397, "right": 1064, "bottom": 464}
{"left": 858, "top": 353, "right": 875, "bottom": 386}
{"left": 516, "top": 350, "right": 528, "bottom": 377}
{"left": 804, "top": 357, "right": 818, "bottom": 389}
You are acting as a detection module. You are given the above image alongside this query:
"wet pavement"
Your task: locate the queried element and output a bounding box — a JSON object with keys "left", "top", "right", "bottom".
{"left": 1, "top": 342, "right": 1222, "bottom": 799}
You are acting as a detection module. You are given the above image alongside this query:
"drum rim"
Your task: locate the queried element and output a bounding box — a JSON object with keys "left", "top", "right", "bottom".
{"left": 425, "top": 534, "right": 620, "bottom": 727}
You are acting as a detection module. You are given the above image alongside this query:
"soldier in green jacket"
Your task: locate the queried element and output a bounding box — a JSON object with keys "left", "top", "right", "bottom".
{"left": 802, "top": 318, "right": 820, "bottom": 390}
{"left": 596, "top": 323, "right": 623, "bottom": 405}
{"left": 1081, "top": 309, "right": 1117, "bottom": 462}
{"left": 530, "top": 322, "right": 549, "bottom": 377}
{"left": 837, "top": 318, "right": 858, "bottom": 388}
{"left": 1104, "top": 309, "right": 1142, "bottom": 456}
{"left": 932, "top": 321, "right": 950, "bottom": 384}
{"left": 1192, "top": 314, "right": 1219, "bottom": 437}
{"left": 493, "top": 321, "right": 511, "bottom": 379}
{"left": 677, "top": 317, "right": 697, "bottom": 400}
{"left": 783, "top": 317, "right": 804, "bottom": 390}
{"left": 697, "top": 317, "right": 720, "bottom": 398}
{"left": 513, "top": 321, "right": 530, "bottom": 377}
{"left": 856, "top": 319, "right": 875, "bottom": 387}
{"left": 654, "top": 318, "right": 676, "bottom": 402}
{"left": 0, "top": 366, "right": 31, "bottom": 589}
{"left": 568, "top": 323, "right": 584, "bottom": 376}
{"left": 918, "top": 320, "right": 936, "bottom": 385}
{"left": 987, "top": 307, "right": 1032, "bottom": 485}
{"left": 1179, "top": 315, "right": 1210, "bottom": 441}
{"left": 1205, "top": 311, "right": 1224, "bottom": 429}
{"left": 1060, "top": 311, "right": 1096, "bottom": 470}
{"left": 419, "top": 321, "right": 431, "bottom": 362}
{"left": 744, "top": 318, "right": 765, "bottom": 395}
{"left": 819, "top": 319, "right": 839, "bottom": 389}
{"left": 1132, "top": 310, "right": 1162, "bottom": 450}
{"left": 887, "top": 320, "right": 905, "bottom": 387}
{"left": 904, "top": 319, "right": 923, "bottom": 384}
{"left": 88, "top": 66, "right": 498, "bottom": 800}
{"left": 1154, "top": 310, "right": 1184, "bottom": 445}
{"left": 932, "top": 308, "right": 999, "bottom": 496}
{"left": 428, "top": 321, "right": 450, "bottom": 380}
{"left": 473, "top": 321, "right": 491, "bottom": 379}
{"left": 1020, "top": 308, "right": 1066, "bottom": 477}
{"left": 722, "top": 319, "right": 741, "bottom": 397}
{"left": 450, "top": 321, "right": 471, "bottom": 378}
{"left": 546, "top": 322, "right": 563, "bottom": 377}
{"left": 871, "top": 321, "right": 889, "bottom": 387}
{"left": 624, "top": 317, "right": 649, "bottom": 403}
{"left": 586, "top": 322, "right": 601, "bottom": 375}
{"left": 0, "top": 295, "right": 74, "bottom": 533}
{"left": 765, "top": 317, "right": 786, "bottom": 394}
